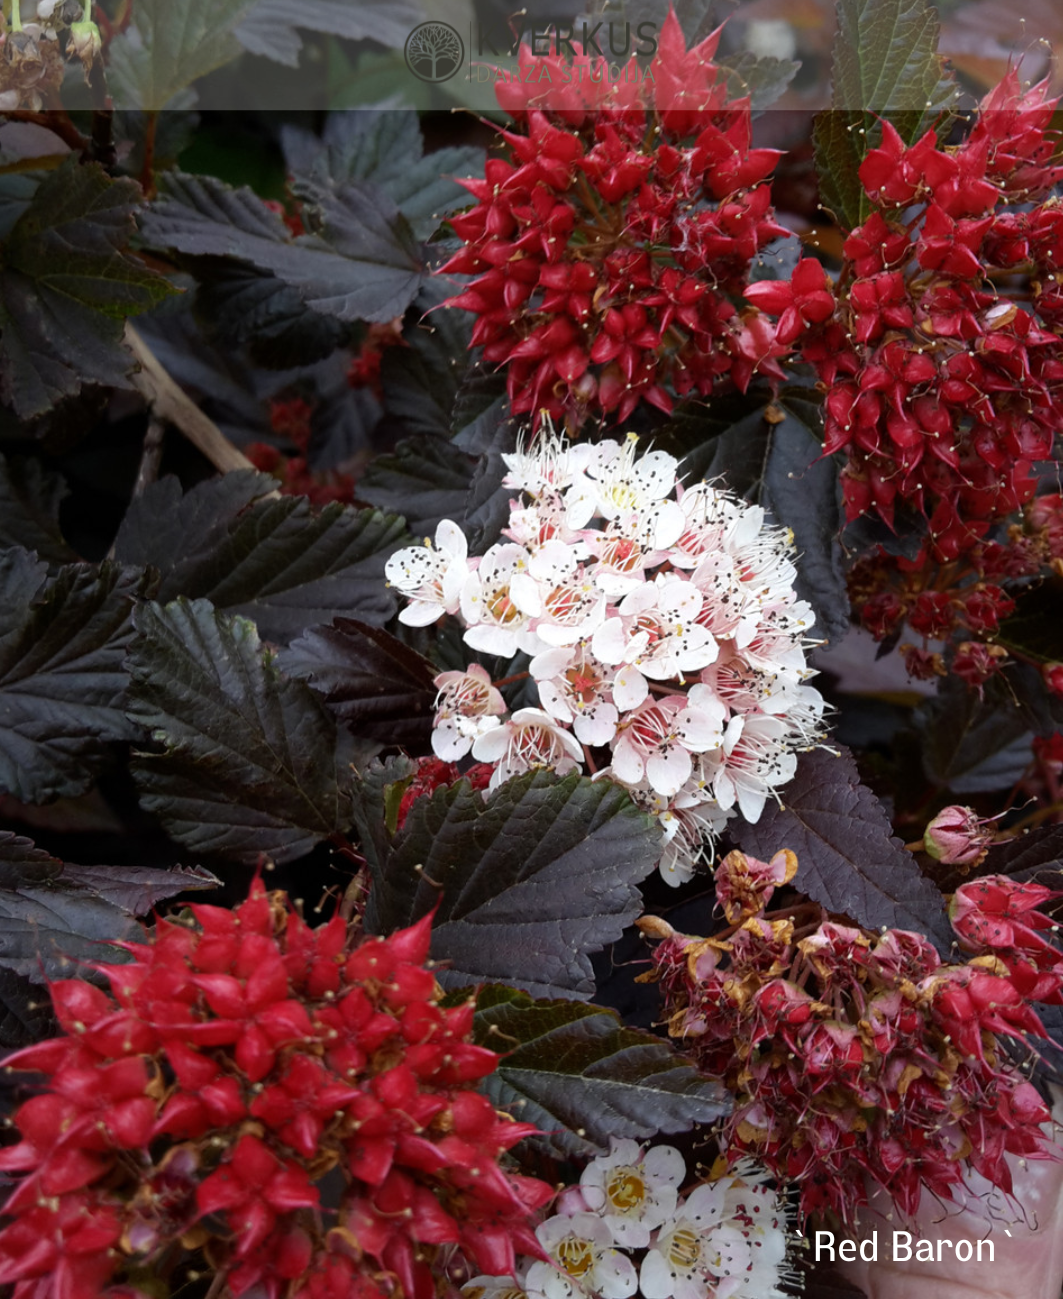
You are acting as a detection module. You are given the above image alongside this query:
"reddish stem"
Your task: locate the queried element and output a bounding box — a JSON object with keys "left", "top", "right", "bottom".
{"left": 492, "top": 670, "right": 530, "bottom": 689}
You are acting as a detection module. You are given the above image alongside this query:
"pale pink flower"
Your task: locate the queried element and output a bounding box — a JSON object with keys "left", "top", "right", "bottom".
{"left": 593, "top": 576, "right": 718, "bottom": 693}
{"left": 640, "top": 1167, "right": 792, "bottom": 1299}
{"left": 527, "top": 542, "right": 607, "bottom": 646}
{"left": 625, "top": 777, "right": 732, "bottom": 885}
{"left": 587, "top": 437, "right": 684, "bottom": 550}
{"left": 739, "top": 599, "right": 816, "bottom": 670}
{"left": 472, "top": 707, "right": 584, "bottom": 788}
{"left": 504, "top": 500, "right": 590, "bottom": 552}
{"left": 530, "top": 644, "right": 619, "bottom": 748}
{"left": 710, "top": 712, "right": 797, "bottom": 822}
{"left": 397, "top": 424, "right": 827, "bottom": 883}
{"left": 502, "top": 425, "right": 595, "bottom": 504}
{"left": 584, "top": 524, "right": 659, "bottom": 598}
{"left": 463, "top": 1270, "right": 546, "bottom": 1299}
{"left": 610, "top": 695, "right": 725, "bottom": 797}
{"left": 431, "top": 664, "right": 507, "bottom": 761}
{"left": 640, "top": 1183, "right": 749, "bottom": 1299}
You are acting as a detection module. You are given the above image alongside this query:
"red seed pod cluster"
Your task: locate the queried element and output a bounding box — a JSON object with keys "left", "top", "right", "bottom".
{"left": 245, "top": 396, "right": 356, "bottom": 506}
{"left": 439, "top": 11, "right": 789, "bottom": 426}
{"left": 0, "top": 882, "right": 552, "bottom": 1299}
{"left": 643, "top": 856, "right": 1063, "bottom": 1224}
{"left": 394, "top": 757, "right": 494, "bottom": 831}
{"left": 847, "top": 490, "right": 1063, "bottom": 689}
{"left": 747, "top": 72, "right": 1063, "bottom": 562}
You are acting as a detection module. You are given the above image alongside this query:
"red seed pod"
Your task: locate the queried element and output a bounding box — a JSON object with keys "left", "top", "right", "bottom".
{"left": 0, "top": 879, "right": 552, "bottom": 1299}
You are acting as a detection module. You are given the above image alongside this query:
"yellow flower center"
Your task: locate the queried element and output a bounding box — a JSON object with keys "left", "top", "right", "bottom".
{"left": 486, "top": 588, "right": 520, "bottom": 624}
{"left": 668, "top": 1227, "right": 703, "bottom": 1271}
{"left": 557, "top": 1237, "right": 595, "bottom": 1278}
{"left": 606, "top": 1167, "right": 647, "bottom": 1214}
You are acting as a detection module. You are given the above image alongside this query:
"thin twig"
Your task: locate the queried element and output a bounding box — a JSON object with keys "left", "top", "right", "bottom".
{"left": 201, "top": 1267, "right": 228, "bottom": 1299}
{"left": 140, "top": 110, "right": 157, "bottom": 197}
{"left": 4, "top": 110, "right": 88, "bottom": 153}
{"left": 89, "top": 108, "right": 115, "bottom": 168}
{"left": 132, "top": 416, "right": 166, "bottom": 498}
{"left": 124, "top": 323, "right": 257, "bottom": 475}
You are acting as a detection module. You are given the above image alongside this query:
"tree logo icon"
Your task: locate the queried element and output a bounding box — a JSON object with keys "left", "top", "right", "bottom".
{"left": 404, "top": 22, "right": 465, "bottom": 82}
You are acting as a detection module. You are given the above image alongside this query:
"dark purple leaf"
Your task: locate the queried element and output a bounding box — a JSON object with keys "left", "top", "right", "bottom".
{"left": 60, "top": 863, "right": 220, "bottom": 915}
{"left": 0, "top": 562, "right": 153, "bottom": 803}
{"left": 813, "top": 0, "right": 957, "bottom": 229}
{"left": 114, "top": 472, "right": 405, "bottom": 643}
{"left": 0, "top": 160, "right": 173, "bottom": 419}
{"left": 471, "top": 986, "right": 729, "bottom": 1159}
{"left": 127, "top": 599, "right": 358, "bottom": 864}
{"left": 0, "top": 456, "right": 76, "bottom": 564}
{"left": 0, "top": 831, "right": 138, "bottom": 982}
{"left": 235, "top": 0, "right": 420, "bottom": 65}
{"left": 284, "top": 111, "right": 484, "bottom": 243}
{"left": 917, "top": 675, "right": 1033, "bottom": 793}
{"left": 761, "top": 388, "right": 850, "bottom": 644}
{"left": 140, "top": 172, "right": 425, "bottom": 325}
{"left": 359, "top": 435, "right": 477, "bottom": 536}
{"left": 278, "top": 618, "right": 437, "bottom": 748}
{"left": 982, "top": 826, "right": 1063, "bottom": 883}
{"left": 736, "top": 746, "right": 953, "bottom": 952}
{"left": 193, "top": 260, "right": 347, "bottom": 370}
{"left": 997, "top": 577, "right": 1063, "bottom": 666}
{"left": 106, "top": 0, "right": 253, "bottom": 110}
{"left": 364, "top": 770, "right": 662, "bottom": 1000}
{"left": 0, "top": 967, "right": 53, "bottom": 1049}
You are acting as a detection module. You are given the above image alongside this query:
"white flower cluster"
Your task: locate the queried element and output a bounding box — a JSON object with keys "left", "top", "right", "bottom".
{"left": 461, "top": 1141, "right": 794, "bottom": 1299}
{"left": 384, "top": 427, "right": 825, "bottom": 884}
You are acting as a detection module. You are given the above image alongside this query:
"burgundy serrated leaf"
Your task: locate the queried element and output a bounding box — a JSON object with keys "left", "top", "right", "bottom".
{"left": 60, "top": 864, "right": 220, "bottom": 916}
{"left": 471, "top": 985, "right": 729, "bottom": 1160}
{"left": 364, "top": 770, "right": 662, "bottom": 1000}
{"left": 278, "top": 618, "right": 436, "bottom": 748}
{"left": 736, "top": 746, "right": 953, "bottom": 952}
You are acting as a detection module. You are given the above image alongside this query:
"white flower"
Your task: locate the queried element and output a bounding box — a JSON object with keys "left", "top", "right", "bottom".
{"left": 527, "top": 542, "right": 608, "bottom": 647}
{"left": 431, "top": 665, "right": 507, "bottom": 761}
{"left": 698, "top": 650, "right": 804, "bottom": 718}
{"left": 472, "top": 708, "right": 584, "bottom": 788}
{"left": 461, "top": 543, "right": 544, "bottom": 657}
{"left": 526, "top": 1212, "right": 637, "bottom": 1299}
{"left": 580, "top": 1140, "right": 686, "bottom": 1248}
{"left": 631, "top": 1162, "right": 792, "bottom": 1299}
{"left": 611, "top": 696, "right": 725, "bottom": 798}
{"left": 385, "top": 519, "right": 470, "bottom": 626}
{"left": 463, "top": 1271, "right": 546, "bottom": 1299}
{"left": 530, "top": 644, "right": 619, "bottom": 748}
{"left": 584, "top": 526, "right": 655, "bottom": 598}
{"left": 588, "top": 436, "right": 684, "bottom": 548}
{"left": 415, "top": 425, "right": 826, "bottom": 884}
{"left": 740, "top": 599, "right": 815, "bottom": 673}
{"left": 717, "top": 1166, "right": 790, "bottom": 1299}
{"left": 502, "top": 423, "right": 595, "bottom": 504}
{"left": 709, "top": 712, "right": 796, "bottom": 822}
{"left": 669, "top": 482, "right": 741, "bottom": 569}
{"left": 593, "top": 576, "right": 718, "bottom": 695}
{"left": 640, "top": 1183, "right": 751, "bottom": 1299}
{"left": 505, "top": 501, "right": 591, "bottom": 553}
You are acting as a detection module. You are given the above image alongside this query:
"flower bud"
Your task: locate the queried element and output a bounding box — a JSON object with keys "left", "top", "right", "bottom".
{"left": 923, "top": 804, "right": 995, "bottom": 866}
{"left": 1043, "top": 661, "right": 1063, "bottom": 697}
{"left": 68, "top": 17, "right": 100, "bottom": 64}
